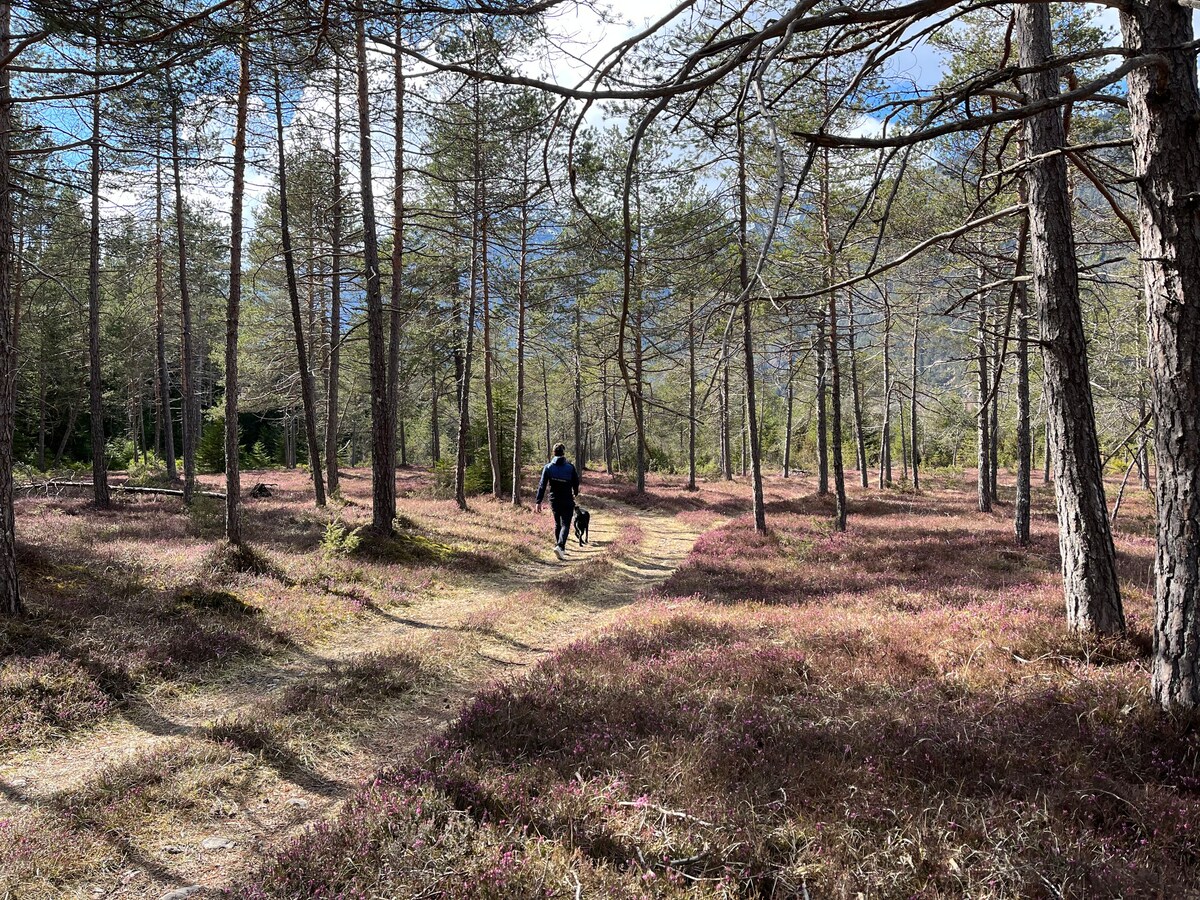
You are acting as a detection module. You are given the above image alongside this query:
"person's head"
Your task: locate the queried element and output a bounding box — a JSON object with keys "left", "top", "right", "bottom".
{"left": 553, "top": 442, "right": 566, "bottom": 459}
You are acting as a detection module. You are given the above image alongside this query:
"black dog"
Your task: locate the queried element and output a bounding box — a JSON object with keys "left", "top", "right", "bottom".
{"left": 573, "top": 507, "right": 590, "bottom": 546}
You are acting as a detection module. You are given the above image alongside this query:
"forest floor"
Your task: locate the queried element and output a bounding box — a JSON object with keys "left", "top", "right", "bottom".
{"left": 0, "top": 467, "right": 709, "bottom": 899}
{"left": 2, "top": 466, "right": 1198, "bottom": 899}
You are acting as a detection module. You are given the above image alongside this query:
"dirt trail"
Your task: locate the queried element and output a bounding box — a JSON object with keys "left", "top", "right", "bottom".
{"left": 0, "top": 502, "right": 706, "bottom": 900}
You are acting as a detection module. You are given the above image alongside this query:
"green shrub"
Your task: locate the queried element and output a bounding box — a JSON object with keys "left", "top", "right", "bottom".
{"left": 197, "top": 418, "right": 226, "bottom": 473}
{"left": 321, "top": 517, "right": 363, "bottom": 557}
{"left": 105, "top": 437, "right": 138, "bottom": 470}
{"left": 125, "top": 452, "right": 167, "bottom": 487}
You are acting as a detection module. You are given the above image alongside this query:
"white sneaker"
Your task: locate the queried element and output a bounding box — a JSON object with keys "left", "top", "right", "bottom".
{"left": 554, "top": 546, "right": 566, "bottom": 561}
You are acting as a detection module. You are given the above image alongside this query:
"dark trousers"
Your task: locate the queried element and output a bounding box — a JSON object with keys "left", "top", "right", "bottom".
{"left": 551, "top": 502, "right": 574, "bottom": 550}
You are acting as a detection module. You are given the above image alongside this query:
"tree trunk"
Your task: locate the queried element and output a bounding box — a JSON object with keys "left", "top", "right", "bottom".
{"left": 429, "top": 303, "right": 440, "bottom": 465}
{"left": 1135, "top": 291, "right": 1152, "bottom": 492}
{"left": 398, "top": 412, "right": 407, "bottom": 466}
{"left": 36, "top": 351, "right": 45, "bottom": 471}
{"left": 53, "top": 402, "right": 76, "bottom": 467}
{"left": 821, "top": 152, "right": 846, "bottom": 529}
{"left": 1014, "top": 210, "right": 1032, "bottom": 546}
{"left": 847, "top": 294, "right": 867, "bottom": 487}
{"left": 573, "top": 301, "right": 584, "bottom": 470}
{"left": 736, "top": 116, "right": 766, "bottom": 530}
{"left": 720, "top": 346, "right": 732, "bottom": 480}
{"left": 541, "top": 358, "right": 551, "bottom": 459}
{"left": 87, "top": 36, "right": 109, "bottom": 508}
{"left": 829, "top": 294, "right": 847, "bottom": 531}
{"left": 687, "top": 294, "right": 697, "bottom": 490}
{"left": 283, "top": 415, "right": 295, "bottom": 468}
{"left": 910, "top": 303, "right": 920, "bottom": 491}
{"left": 620, "top": 162, "right": 648, "bottom": 495}
{"left": 354, "top": 1, "right": 395, "bottom": 533}
{"left": 454, "top": 158, "right": 480, "bottom": 511}
{"left": 0, "top": 0, "right": 22, "bottom": 614}
{"left": 734, "top": 391, "right": 744, "bottom": 482}
{"left": 482, "top": 208, "right": 501, "bottom": 498}
{"left": 325, "top": 59, "right": 342, "bottom": 496}
{"left": 816, "top": 313, "right": 828, "bottom": 495}
{"left": 225, "top": 7, "right": 252, "bottom": 545}
{"left": 388, "top": 15, "right": 405, "bottom": 485}
{"left": 976, "top": 273, "right": 992, "bottom": 513}
{"left": 1043, "top": 417, "right": 1051, "bottom": 483}
{"left": 632, "top": 258, "right": 646, "bottom": 492}
{"left": 154, "top": 157, "right": 177, "bottom": 481}
{"left": 1137, "top": 396, "right": 1151, "bottom": 491}
{"left": 511, "top": 148, "right": 530, "bottom": 503}
{"left": 783, "top": 359, "right": 794, "bottom": 478}
{"left": 1121, "top": 0, "right": 1200, "bottom": 704}
{"left": 990, "top": 302, "right": 1002, "bottom": 501}
{"left": 273, "top": 72, "right": 325, "bottom": 507}
{"left": 169, "top": 92, "right": 197, "bottom": 505}
{"left": 1019, "top": 1, "right": 1124, "bottom": 634}
{"left": 880, "top": 300, "right": 892, "bottom": 488}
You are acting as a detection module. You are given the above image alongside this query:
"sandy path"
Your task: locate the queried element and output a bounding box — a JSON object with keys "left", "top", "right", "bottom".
{"left": 0, "top": 502, "right": 706, "bottom": 900}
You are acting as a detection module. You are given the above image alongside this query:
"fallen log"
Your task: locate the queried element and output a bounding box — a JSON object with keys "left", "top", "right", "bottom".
{"left": 17, "top": 480, "right": 226, "bottom": 500}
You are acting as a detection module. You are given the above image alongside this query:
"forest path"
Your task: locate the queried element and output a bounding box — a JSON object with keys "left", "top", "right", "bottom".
{"left": 0, "top": 501, "right": 707, "bottom": 900}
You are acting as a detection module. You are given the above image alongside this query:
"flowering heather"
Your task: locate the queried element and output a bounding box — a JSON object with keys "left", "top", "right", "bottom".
{"left": 233, "top": 470, "right": 1197, "bottom": 899}
{"left": 0, "top": 653, "right": 113, "bottom": 750}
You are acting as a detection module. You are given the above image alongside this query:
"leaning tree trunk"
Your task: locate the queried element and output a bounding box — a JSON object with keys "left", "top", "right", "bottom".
{"left": 273, "top": 72, "right": 325, "bottom": 506}
{"left": 387, "top": 18, "right": 405, "bottom": 491}
{"left": 354, "top": 2, "right": 395, "bottom": 533}
{"left": 225, "top": 11, "right": 252, "bottom": 545}
{"left": 0, "top": 0, "right": 22, "bottom": 614}
{"left": 632, "top": 276, "right": 646, "bottom": 492}
{"left": 1121, "top": 0, "right": 1200, "bottom": 705}
{"left": 87, "top": 38, "right": 109, "bottom": 508}
{"left": 1019, "top": 1, "right": 1124, "bottom": 634}
{"left": 325, "top": 59, "right": 342, "bottom": 495}
{"left": 738, "top": 114, "right": 766, "bottom": 531}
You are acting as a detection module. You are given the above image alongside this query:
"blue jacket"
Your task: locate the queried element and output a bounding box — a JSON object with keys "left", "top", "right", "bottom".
{"left": 536, "top": 457, "right": 580, "bottom": 506}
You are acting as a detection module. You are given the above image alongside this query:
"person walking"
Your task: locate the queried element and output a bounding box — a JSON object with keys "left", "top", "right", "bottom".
{"left": 536, "top": 442, "right": 581, "bottom": 560}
